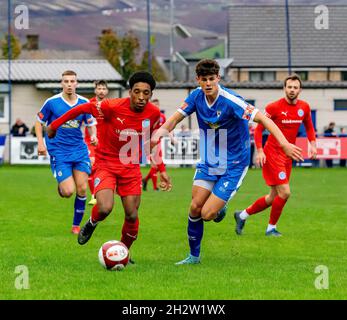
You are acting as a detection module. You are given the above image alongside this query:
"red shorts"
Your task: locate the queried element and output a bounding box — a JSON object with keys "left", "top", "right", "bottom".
{"left": 262, "top": 146, "right": 292, "bottom": 186}
{"left": 93, "top": 163, "right": 142, "bottom": 197}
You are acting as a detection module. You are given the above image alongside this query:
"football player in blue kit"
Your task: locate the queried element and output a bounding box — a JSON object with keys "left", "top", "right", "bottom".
{"left": 35, "top": 70, "right": 97, "bottom": 234}
{"left": 151, "top": 59, "right": 303, "bottom": 264}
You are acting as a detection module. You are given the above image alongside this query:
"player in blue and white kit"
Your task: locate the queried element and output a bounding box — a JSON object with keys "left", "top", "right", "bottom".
{"left": 151, "top": 59, "right": 303, "bottom": 264}
{"left": 35, "top": 70, "right": 97, "bottom": 234}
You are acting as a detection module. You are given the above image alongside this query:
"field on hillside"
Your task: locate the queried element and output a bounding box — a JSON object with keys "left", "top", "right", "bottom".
{"left": 0, "top": 165, "right": 346, "bottom": 300}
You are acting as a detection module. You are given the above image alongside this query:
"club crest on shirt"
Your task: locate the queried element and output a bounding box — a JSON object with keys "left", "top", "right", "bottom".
{"left": 278, "top": 171, "right": 286, "bottom": 180}
{"left": 62, "top": 119, "right": 80, "bottom": 129}
{"left": 142, "top": 119, "right": 150, "bottom": 128}
{"left": 297, "top": 109, "right": 304, "bottom": 117}
{"left": 217, "top": 110, "right": 222, "bottom": 118}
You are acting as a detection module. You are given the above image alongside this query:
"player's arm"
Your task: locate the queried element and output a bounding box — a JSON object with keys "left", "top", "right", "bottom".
{"left": 303, "top": 108, "right": 317, "bottom": 159}
{"left": 253, "top": 111, "right": 304, "bottom": 162}
{"left": 150, "top": 111, "right": 185, "bottom": 149}
{"left": 35, "top": 120, "right": 47, "bottom": 156}
{"left": 254, "top": 122, "right": 266, "bottom": 167}
{"left": 86, "top": 124, "right": 97, "bottom": 146}
{"left": 46, "top": 102, "right": 96, "bottom": 138}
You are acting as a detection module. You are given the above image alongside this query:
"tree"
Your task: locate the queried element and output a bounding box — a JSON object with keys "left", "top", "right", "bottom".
{"left": 1, "top": 33, "right": 21, "bottom": 59}
{"left": 98, "top": 29, "right": 122, "bottom": 72}
{"left": 121, "top": 31, "right": 140, "bottom": 80}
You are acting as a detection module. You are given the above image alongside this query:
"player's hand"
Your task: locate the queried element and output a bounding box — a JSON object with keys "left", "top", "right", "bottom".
{"left": 46, "top": 125, "right": 56, "bottom": 139}
{"left": 37, "top": 143, "right": 47, "bottom": 156}
{"left": 159, "top": 172, "right": 172, "bottom": 192}
{"left": 282, "top": 143, "right": 304, "bottom": 162}
{"left": 308, "top": 143, "right": 317, "bottom": 160}
{"left": 90, "top": 135, "right": 98, "bottom": 146}
{"left": 150, "top": 136, "right": 160, "bottom": 151}
{"left": 255, "top": 149, "right": 266, "bottom": 167}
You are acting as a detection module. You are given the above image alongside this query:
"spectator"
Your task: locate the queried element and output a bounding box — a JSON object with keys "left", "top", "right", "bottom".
{"left": 324, "top": 122, "right": 337, "bottom": 168}
{"left": 11, "top": 118, "right": 29, "bottom": 137}
{"left": 176, "top": 124, "right": 192, "bottom": 168}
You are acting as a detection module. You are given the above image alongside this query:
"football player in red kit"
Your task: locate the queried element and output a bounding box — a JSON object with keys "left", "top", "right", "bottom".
{"left": 84, "top": 80, "right": 109, "bottom": 205}
{"left": 234, "top": 74, "right": 317, "bottom": 236}
{"left": 47, "top": 72, "right": 172, "bottom": 261}
{"left": 142, "top": 98, "right": 168, "bottom": 191}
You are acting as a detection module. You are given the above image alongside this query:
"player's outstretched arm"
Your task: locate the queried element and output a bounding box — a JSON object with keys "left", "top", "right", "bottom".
{"left": 46, "top": 102, "right": 96, "bottom": 138}
{"left": 151, "top": 111, "right": 184, "bottom": 150}
{"left": 254, "top": 111, "right": 304, "bottom": 162}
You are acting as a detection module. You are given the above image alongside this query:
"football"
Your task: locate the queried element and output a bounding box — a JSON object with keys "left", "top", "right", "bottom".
{"left": 98, "top": 240, "right": 129, "bottom": 271}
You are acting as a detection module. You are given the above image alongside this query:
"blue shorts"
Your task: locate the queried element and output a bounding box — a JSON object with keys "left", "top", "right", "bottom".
{"left": 50, "top": 152, "right": 91, "bottom": 184}
{"left": 193, "top": 164, "right": 249, "bottom": 202}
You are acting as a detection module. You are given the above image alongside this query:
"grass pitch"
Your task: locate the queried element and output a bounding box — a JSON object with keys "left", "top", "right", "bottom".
{"left": 0, "top": 165, "right": 346, "bottom": 300}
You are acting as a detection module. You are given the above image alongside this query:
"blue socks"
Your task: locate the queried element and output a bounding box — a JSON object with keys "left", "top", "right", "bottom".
{"left": 187, "top": 215, "right": 204, "bottom": 258}
{"left": 73, "top": 195, "right": 87, "bottom": 226}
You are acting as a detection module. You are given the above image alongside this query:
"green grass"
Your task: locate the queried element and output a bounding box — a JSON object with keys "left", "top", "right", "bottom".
{"left": 0, "top": 165, "right": 346, "bottom": 300}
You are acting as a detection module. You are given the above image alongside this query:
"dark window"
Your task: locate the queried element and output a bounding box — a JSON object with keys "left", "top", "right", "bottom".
{"left": 341, "top": 72, "right": 347, "bottom": 81}
{"left": 295, "top": 71, "right": 308, "bottom": 81}
{"left": 249, "top": 71, "right": 275, "bottom": 82}
{"left": 334, "top": 99, "right": 347, "bottom": 111}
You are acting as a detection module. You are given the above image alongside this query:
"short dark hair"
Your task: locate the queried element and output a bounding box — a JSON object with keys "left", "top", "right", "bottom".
{"left": 62, "top": 70, "right": 77, "bottom": 77}
{"left": 195, "top": 59, "right": 220, "bottom": 77}
{"left": 94, "top": 80, "right": 108, "bottom": 88}
{"left": 284, "top": 74, "right": 302, "bottom": 88}
{"left": 129, "top": 71, "right": 156, "bottom": 91}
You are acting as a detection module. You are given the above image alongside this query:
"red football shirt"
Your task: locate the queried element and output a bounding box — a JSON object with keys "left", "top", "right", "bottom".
{"left": 255, "top": 98, "right": 316, "bottom": 153}
{"left": 84, "top": 97, "right": 104, "bottom": 145}
{"left": 51, "top": 97, "right": 160, "bottom": 167}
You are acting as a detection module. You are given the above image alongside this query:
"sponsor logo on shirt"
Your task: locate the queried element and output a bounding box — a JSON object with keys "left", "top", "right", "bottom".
{"left": 206, "top": 121, "right": 220, "bottom": 129}
{"left": 281, "top": 119, "right": 303, "bottom": 124}
{"left": 281, "top": 111, "right": 288, "bottom": 117}
{"left": 297, "top": 109, "right": 304, "bottom": 117}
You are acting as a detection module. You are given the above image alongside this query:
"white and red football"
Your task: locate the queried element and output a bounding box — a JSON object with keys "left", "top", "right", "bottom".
{"left": 98, "top": 240, "right": 129, "bottom": 271}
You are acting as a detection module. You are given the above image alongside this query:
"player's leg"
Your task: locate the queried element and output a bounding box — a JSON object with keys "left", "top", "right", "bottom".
{"left": 120, "top": 195, "right": 140, "bottom": 251}
{"left": 50, "top": 157, "right": 75, "bottom": 198}
{"left": 235, "top": 187, "right": 277, "bottom": 235}
{"left": 78, "top": 168, "right": 116, "bottom": 245}
{"left": 151, "top": 168, "right": 159, "bottom": 191}
{"left": 266, "top": 183, "right": 290, "bottom": 236}
{"left": 71, "top": 165, "right": 89, "bottom": 234}
{"left": 175, "top": 182, "right": 212, "bottom": 265}
{"left": 88, "top": 157, "right": 97, "bottom": 205}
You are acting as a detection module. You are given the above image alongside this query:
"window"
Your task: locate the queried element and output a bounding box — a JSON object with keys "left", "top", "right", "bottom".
{"left": 295, "top": 71, "right": 308, "bottom": 81}
{"left": 249, "top": 71, "right": 275, "bottom": 82}
{"left": 334, "top": 99, "right": 347, "bottom": 111}
{"left": 341, "top": 72, "right": 347, "bottom": 81}
{"left": 0, "top": 95, "right": 9, "bottom": 123}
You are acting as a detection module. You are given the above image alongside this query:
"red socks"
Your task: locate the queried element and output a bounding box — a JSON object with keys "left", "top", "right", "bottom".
{"left": 246, "top": 196, "right": 271, "bottom": 215}
{"left": 144, "top": 167, "right": 158, "bottom": 190}
{"left": 121, "top": 217, "right": 139, "bottom": 250}
{"left": 91, "top": 204, "right": 108, "bottom": 223}
{"left": 269, "top": 196, "right": 287, "bottom": 225}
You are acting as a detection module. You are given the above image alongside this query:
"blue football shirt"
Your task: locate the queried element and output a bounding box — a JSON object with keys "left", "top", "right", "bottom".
{"left": 178, "top": 85, "right": 258, "bottom": 172}
{"left": 37, "top": 93, "right": 96, "bottom": 157}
